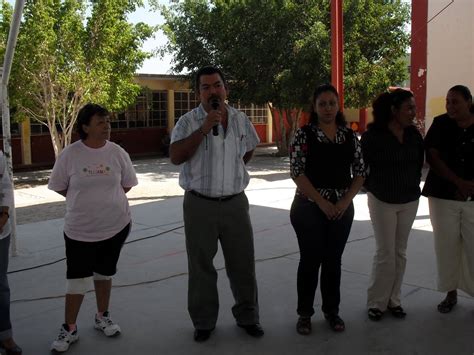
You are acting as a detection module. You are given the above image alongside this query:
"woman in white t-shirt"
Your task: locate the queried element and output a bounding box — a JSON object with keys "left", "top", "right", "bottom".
{"left": 48, "top": 104, "right": 138, "bottom": 353}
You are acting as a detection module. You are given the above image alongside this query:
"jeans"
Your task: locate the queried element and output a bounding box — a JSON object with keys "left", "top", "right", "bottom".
{"left": 0, "top": 235, "right": 12, "bottom": 341}
{"left": 290, "top": 196, "right": 354, "bottom": 317}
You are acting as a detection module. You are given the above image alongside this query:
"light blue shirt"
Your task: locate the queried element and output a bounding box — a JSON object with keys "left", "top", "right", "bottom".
{"left": 171, "top": 104, "right": 260, "bottom": 197}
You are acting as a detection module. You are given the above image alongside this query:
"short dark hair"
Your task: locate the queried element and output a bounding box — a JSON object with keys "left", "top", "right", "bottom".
{"left": 76, "top": 103, "right": 109, "bottom": 140}
{"left": 448, "top": 85, "right": 472, "bottom": 101}
{"left": 309, "top": 83, "right": 346, "bottom": 126}
{"left": 194, "top": 66, "right": 227, "bottom": 92}
{"left": 369, "top": 88, "right": 414, "bottom": 131}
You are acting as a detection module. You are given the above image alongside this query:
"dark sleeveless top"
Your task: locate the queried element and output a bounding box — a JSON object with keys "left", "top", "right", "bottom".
{"left": 302, "top": 125, "right": 354, "bottom": 190}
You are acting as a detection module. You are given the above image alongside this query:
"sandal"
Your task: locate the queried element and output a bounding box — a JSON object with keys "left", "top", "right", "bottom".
{"left": 368, "top": 308, "right": 383, "bottom": 321}
{"left": 437, "top": 298, "right": 457, "bottom": 313}
{"left": 387, "top": 305, "right": 406, "bottom": 319}
{"left": 296, "top": 316, "right": 311, "bottom": 335}
{"left": 324, "top": 313, "right": 345, "bottom": 332}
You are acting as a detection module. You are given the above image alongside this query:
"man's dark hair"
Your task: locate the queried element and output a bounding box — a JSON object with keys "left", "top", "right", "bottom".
{"left": 194, "top": 66, "right": 227, "bottom": 92}
{"left": 76, "top": 103, "right": 109, "bottom": 140}
{"left": 448, "top": 85, "right": 472, "bottom": 101}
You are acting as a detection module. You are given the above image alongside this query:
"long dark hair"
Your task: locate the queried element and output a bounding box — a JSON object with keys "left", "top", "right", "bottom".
{"left": 368, "top": 89, "right": 414, "bottom": 131}
{"left": 309, "top": 83, "right": 346, "bottom": 126}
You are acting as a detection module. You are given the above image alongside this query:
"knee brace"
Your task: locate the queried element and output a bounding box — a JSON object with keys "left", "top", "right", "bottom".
{"left": 93, "top": 272, "right": 112, "bottom": 281}
{"left": 66, "top": 277, "right": 93, "bottom": 295}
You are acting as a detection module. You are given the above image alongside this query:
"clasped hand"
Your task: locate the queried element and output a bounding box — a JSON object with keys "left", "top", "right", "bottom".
{"left": 317, "top": 198, "right": 350, "bottom": 220}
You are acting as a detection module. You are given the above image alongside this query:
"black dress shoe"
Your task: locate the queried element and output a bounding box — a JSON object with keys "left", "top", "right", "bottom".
{"left": 193, "top": 327, "right": 214, "bottom": 342}
{"left": 237, "top": 323, "right": 264, "bottom": 337}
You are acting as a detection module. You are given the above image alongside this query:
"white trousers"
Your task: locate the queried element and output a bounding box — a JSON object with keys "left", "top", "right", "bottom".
{"left": 367, "top": 193, "right": 419, "bottom": 310}
{"left": 428, "top": 197, "right": 474, "bottom": 296}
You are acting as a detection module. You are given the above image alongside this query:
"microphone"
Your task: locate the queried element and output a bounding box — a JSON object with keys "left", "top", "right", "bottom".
{"left": 211, "top": 98, "right": 219, "bottom": 136}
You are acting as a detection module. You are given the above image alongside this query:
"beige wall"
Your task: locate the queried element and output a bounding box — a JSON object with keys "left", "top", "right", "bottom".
{"left": 133, "top": 76, "right": 191, "bottom": 91}
{"left": 425, "top": 0, "right": 474, "bottom": 131}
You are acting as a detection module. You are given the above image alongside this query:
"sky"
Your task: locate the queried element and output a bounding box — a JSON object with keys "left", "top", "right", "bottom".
{"left": 127, "top": 1, "right": 173, "bottom": 74}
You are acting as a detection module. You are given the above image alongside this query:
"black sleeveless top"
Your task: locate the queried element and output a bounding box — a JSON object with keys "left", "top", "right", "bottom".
{"left": 302, "top": 125, "right": 355, "bottom": 190}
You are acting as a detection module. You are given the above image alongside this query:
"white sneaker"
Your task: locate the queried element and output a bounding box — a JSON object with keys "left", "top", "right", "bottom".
{"left": 94, "top": 311, "right": 121, "bottom": 337}
{"left": 51, "top": 324, "right": 79, "bottom": 353}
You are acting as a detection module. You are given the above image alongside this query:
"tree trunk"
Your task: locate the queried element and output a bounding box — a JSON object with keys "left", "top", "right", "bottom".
{"left": 46, "top": 105, "right": 79, "bottom": 159}
{"left": 277, "top": 108, "right": 288, "bottom": 157}
{"left": 268, "top": 103, "right": 282, "bottom": 152}
{"left": 290, "top": 108, "right": 303, "bottom": 144}
{"left": 48, "top": 123, "right": 63, "bottom": 159}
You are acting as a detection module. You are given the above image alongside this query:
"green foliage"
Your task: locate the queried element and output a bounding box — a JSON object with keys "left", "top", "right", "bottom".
{"left": 0, "top": 1, "right": 12, "bottom": 58}
{"left": 0, "top": 0, "right": 154, "bottom": 157}
{"left": 158, "top": 0, "right": 410, "bottom": 150}
{"left": 160, "top": 0, "right": 409, "bottom": 107}
{"left": 343, "top": 0, "right": 410, "bottom": 107}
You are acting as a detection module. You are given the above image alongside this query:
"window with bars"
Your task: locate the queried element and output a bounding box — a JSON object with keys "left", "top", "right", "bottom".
{"left": 29, "top": 122, "right": 67, "bottom": 135}
{"left": 112, "top": 90, "right": 168, "bottom": 129}
{"left": 230, "top": 103, "right": 268, "bottom": 124}
{"left": 30, "top": 122, "right": 48, "bottom": 135}
{"left": 174, "top": 91, "right": 199, "bottom": 122}
{"left": 150, "top": 91, "right": 168, "bottom": 127}
{"left": 0, "top": 122, "right": 21, "bottom": 135}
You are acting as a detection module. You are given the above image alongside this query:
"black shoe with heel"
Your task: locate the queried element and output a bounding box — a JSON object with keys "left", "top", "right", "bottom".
{"left": 368, "top": 308, "right": 383, "bottom": 321}
{"left": 193, "top": 327, "right": 215, "bottom": 342}
{"left": 387, "top": 305, "right": 406, "bottom": 318}
{"left": 237, "top": 323, "right": 264, "bottom": 337}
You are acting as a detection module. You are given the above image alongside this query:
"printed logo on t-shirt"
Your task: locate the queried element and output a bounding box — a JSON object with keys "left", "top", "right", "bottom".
{"left": 82, "top": 163, "right": 111, "bottom": 177}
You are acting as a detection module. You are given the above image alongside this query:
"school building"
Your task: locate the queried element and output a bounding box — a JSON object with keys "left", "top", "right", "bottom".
{"left": 4, "top": 0, "right": 473, "bottom": 168}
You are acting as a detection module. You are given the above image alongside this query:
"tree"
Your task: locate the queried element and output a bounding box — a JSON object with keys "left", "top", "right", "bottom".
{"left": 343, "top": 0, "right": 410, "bottom": 108}
{"left": 157, "top": 0, "right": 410, "bottom": 155}
{"left": 0, "top": 0, "right": 154, "bottom": 158}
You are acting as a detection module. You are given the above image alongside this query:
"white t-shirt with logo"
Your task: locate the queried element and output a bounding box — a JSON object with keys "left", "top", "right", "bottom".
{"left": 48, "top": 140, "right": 138, "bottom": 242}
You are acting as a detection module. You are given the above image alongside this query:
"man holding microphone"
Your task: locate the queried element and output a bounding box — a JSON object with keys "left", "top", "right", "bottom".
{"left": 170, "top": 66, "right": 263, "bottom": 342}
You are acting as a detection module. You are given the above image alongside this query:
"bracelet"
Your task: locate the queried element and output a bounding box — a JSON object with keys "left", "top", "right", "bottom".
{"left": 198, "top": 127, "right": 207, "bottom": 136}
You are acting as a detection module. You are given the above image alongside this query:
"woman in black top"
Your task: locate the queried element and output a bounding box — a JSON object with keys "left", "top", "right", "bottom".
{"left": 289, "top": 84, "right": 366, "bottom": 335}
{"left": 422, "top": 85, "right": 474, "bottom": 313}
{"left": 361, "top": 89, "right": 424, "bottom": 321}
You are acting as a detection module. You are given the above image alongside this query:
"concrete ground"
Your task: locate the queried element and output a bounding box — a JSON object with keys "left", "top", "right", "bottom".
{"left": 6, "top": 146, "right": 474, "bottom": 355}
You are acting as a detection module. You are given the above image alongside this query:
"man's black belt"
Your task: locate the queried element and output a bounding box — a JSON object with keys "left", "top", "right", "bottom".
{"left": 189, "top": 190, "right": 242, "bottom": 202}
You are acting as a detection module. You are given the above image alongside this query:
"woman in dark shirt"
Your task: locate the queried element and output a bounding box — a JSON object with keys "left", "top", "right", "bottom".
{"left": 422, "top": 85, "right": 474, "bottom": 313}
{"left": 361, "top": 89, "right": 424, "bottom": 321}
{"left": 289, "top": 84, "right": 366, "bottom": 335}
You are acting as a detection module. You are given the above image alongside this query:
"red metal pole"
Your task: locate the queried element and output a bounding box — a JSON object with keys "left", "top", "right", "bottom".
{"left": 410, "top": 0, "right": 428, "bottom": 133}
{"left": 359, "top": 108, "right": 367, "bottom": 132}
{"left": 331, "top": 0, "right": 344, "bottom": 110}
